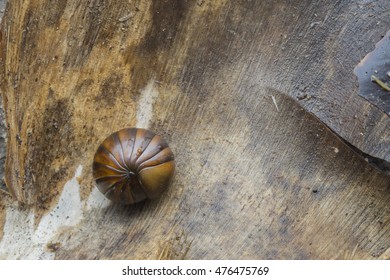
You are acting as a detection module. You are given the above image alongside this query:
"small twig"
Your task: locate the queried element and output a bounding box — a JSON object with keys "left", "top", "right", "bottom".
{"left": 350, "top": 243, "right": 359, "bottom": 260}
{"left": 335, "top": 57, "right": 344, "bottom": 70}
{"left": 0, "top": 183, "right": 11, "bottom": 196}
{"left": 371, "top": 75, "right": 390, "bottom": 91}
{"left": 271, "top": 95, "right": 279, "bottom": 112}
{"left": 118, "top": 13, "right": 132, "bottom": 22}
{"left": 309, "top": 21, "right": 321, "bottom": 29}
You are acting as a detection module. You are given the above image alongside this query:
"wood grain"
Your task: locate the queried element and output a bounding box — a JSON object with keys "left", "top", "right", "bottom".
{"left": 0, "top": 0, "right": 389, "bottom": 259}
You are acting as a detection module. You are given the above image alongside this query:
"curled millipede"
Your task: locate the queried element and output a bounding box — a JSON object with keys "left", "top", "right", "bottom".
{"left": 92, "top": 128, "right": 175, "bottom": 204}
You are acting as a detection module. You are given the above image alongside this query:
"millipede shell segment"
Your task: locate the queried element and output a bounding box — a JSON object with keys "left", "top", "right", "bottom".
{"left": 92, "top": 128, "right": 175, "bottom": 204}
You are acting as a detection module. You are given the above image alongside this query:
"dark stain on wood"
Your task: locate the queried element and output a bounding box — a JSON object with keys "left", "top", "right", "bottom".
{"left": 140, "top": 0, "right": 190, "bottom": 54}
{"left": 73, "top": 78, "right": 94, "bottom": 97}
{"left": 20, "top": 9, "right": 37, "bottom": 60}
{"left": 26, "top": 98, "right": 75, "bottom": 207}
{"left": 43, "top": 0, "right": 67, "bottom": 27}
{"left": 179, "top": 2, "right": 235, "bottom": 102}
{"left": 97, "top": 73, "right": 124, "bottom": 106}
{"left": 123, "top": 0, "right": 192, "bottom": 92}
{"left": 46, "top": 241, "right": 61, "bottom": 253}
{"left": 64, "top": 0, "right": 134, "bottom": 68}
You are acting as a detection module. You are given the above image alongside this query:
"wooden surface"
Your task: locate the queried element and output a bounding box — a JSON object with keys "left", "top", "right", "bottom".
{"left": 0, "top": 0, "right": 389, "bottom": 259}
{"left": 0, "top": 0, "right": 7, "bottom": 192}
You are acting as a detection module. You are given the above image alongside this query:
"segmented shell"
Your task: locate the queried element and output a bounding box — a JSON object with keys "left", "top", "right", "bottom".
{"left": 92, "top": 128, "right": 175, "bottom": 204}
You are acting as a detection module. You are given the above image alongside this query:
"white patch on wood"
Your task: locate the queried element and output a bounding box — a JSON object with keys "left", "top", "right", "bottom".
{"left": 34, "top": 165, "right": 84, "bottom": 243}
{"left": 0, "top": 165, "right": 83, "bottom": 259}
{"left": 136, "top": 79, "right": 159, "bottom": 128}
{"left": 85, "top": 187, "right": 111, "bottom": 210}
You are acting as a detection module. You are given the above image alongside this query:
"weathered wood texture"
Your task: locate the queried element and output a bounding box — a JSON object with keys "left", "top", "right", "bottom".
{"left": 0, "top": 0, "right": 389, "bottom": 259}
{"left": 0, "top": 0, "right": 7, "bottom": 192}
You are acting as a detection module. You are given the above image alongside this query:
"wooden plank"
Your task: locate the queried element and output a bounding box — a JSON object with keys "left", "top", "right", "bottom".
{"left": 0, "top": 0, "right": 389, "bottom": 259}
